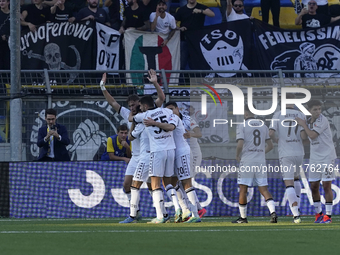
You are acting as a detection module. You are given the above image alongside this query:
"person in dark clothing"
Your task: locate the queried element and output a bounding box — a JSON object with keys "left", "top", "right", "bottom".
{"left": 0, "top": 0, "right": 10, "bottom": 70}
{"left": 260, "top": 0, "right": 280, "bottom": 27}
{"left": 37, "top": 109, "right": 71, "bottom": 161}
{"left": 21, "top": 0, "right": 51, "bottom": 32}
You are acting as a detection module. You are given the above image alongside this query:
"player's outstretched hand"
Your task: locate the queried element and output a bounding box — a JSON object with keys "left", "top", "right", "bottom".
{"left": 147, "top": 69, "right": 157, "bottom": 83}
{"left": 100, "top": 73, "right": 106, "bottom": 91}
{"left": 295, "top": 117, "right": 305, "bottom": 126}
{"left": 143, "top": 117, "right": 157, "bottom": 127}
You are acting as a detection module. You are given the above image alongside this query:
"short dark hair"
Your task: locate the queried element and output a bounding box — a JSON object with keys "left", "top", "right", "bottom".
{"left": 157, "top": 0, "right": 167, "bottom": 5}
{"left": 307, "top": 99, "right": 322, "bottom": 109}
{"left": 45, "top": 108, "right": 57, "bottom": 117}
{"left": 165, "top": 101, "right": 178, "bottom": 108}
{"left": 118, "top": 124, "right": 128, "bottom": 132}
{"left": 127, "top": 94, "right": 139, "bottom": 103}
{"left": 140, "top": 96, "right": 155, "bottom": 108}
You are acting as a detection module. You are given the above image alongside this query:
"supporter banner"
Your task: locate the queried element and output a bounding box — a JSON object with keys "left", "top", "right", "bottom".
{"left": 185, "top": 19, "right": 253, "bottom": 78}
{"left": 9, "top": 160, "right": 340, "bottom": 218}
{"left": 96, "top": 23, "right": 120, "bottom": 71}
{"left": 253, "top": 19, "right": 340, "bottom": 80}
{"left": 124, "top": 30, "right": 180, "bottom": 85}
{"left": 20, "top": 21, "right": 120, "bottom": 84}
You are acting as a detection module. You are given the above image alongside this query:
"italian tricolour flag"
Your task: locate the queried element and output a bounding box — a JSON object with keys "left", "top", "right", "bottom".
{"left": 124, "top": 30, "right": 180, "bottom": 86}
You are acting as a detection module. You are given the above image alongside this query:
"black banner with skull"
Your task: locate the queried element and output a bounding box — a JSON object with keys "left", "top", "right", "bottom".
{"left": 185, "top": 19, "right": 253, "bottom": 78}
{"left": 253, "top": 19, "right": 340, "bottom": 77}
{"left": 20, "top": 21, "right": 97, "bottom": 84}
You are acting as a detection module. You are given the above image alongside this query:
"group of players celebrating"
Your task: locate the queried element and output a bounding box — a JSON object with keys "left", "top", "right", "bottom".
{"left": 100, "top": 71, "right": 337, "bottom": 224}
{"left": 100, "top": 70, "right": 205, "bottom": 223}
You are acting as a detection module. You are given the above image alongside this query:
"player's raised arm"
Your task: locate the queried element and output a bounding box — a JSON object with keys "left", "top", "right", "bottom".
{"left": 147, "top": 69, "right": 165, "bottom": 107}
{"left": 100, "top": 73, "right": 121, "bottom": 113}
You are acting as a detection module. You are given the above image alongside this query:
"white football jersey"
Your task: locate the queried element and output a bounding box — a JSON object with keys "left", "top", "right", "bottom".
{"left": 134, "top": 107, "right": 176, "bottom": 152}
{"left": 270, "top": 109, "right": 305, "bottom": 157}
{"left": 236, "top": 118, "right": 270, "bottom": 162}
{"left": 182, "top": 114, "right": 200, "bottom": 150}
{"left": 119, "top": 106, "right": 140, "bottom": 156}
{"left": 171, "top": 114, "right": 190, "bottom": 156}
{"left": 131, "top": 123, "right": 150, "bottom": 159}
{"left": 307, "top": 114, "right": 336, "bottom": 161}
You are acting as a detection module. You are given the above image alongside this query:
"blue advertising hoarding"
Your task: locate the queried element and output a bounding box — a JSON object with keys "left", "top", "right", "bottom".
{"left": 9, "top": 160, "right": 340, "bottom": 218}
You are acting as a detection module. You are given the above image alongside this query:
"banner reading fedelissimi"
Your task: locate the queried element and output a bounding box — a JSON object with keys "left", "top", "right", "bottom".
{"left": 253, "top": 19, "right": 340, "bottom": 76}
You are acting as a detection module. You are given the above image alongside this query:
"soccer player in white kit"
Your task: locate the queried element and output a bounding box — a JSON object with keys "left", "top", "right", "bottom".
{"left": 134, "top": 96, "right": 180, "bottom": 223}
{"left": 99, "top": 70, "right": 165, "bottom": 211}
{"left": 269, "top": 93, "right": 306, "bottom": 223}
{"left": 296, "top": 99, "right": 337, "bottom": 223}
{"left": 232, "top": 105, "right": 277, "bottom": 223}
{"left": 186, "top": 105, "right": 206, "bottom": 217}
{"left": 144, "top": 102, "right": 202, "bottom": 223}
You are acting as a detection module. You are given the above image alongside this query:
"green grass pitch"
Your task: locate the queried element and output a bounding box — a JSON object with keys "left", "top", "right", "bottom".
{"left": 1, "top": 216, "right": 340, "bottom": 255}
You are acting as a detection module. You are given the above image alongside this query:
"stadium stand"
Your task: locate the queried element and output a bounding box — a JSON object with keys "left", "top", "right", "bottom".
{"left": 251, "top": 6, "right": 302, "bottom": 29}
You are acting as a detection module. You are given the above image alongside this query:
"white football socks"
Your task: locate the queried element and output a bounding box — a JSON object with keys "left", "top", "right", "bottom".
{"left": 239, "top": 204, "right": 247, "bottom": 219}
{"left": 266, "top": 199, "right": 276, "bottom": 214}
{"left": 186, "top": 187, "right": 199, "bottom": 218}
{"left": 152, "top": 189, "right": 164, "bottom": 219}
{"left": 286, "top": 186, "right": 299, "bottom": 217}
{"left": 165, "top": 184, "right": 180, "bottom": 211}
{"left": 130, "top": 187, "right": 140, "bottom": 217}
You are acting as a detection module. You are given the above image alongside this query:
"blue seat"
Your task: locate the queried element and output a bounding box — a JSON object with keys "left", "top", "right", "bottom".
{"left": 204, "top": 7, "right": 222, "bottom": 26}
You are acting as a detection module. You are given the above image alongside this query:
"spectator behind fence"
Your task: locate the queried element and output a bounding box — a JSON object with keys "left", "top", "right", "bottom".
{"left": 150, "top": 0, "right": 176, "bottom": 46}
{"left": 37, "top": 109, "right": 71, "bottom": 161}
{"left": 119, "top": 0, "right": 150, "bottom": 34}
{"left": 21, "top": 0, "right": 51, "bottom": 32}
{"left": 260, "top": 0, "right": 280, "bottom": 27}
{"left": 101, "top": 124, "right": 132, "bottom": 163}
{"left": 76, "top": 0, "right": 111, "bottom": 26}
{"left": 0, "top": 0, "right": 10, "bottom": 70}
{"left": 295, "top": 0, "right": 340, "bottom": 28}
{"left": 175, "top": 0, "right": 215, "bottom": 70}
{"left": 105, "top": 0, "right": 128, "bottom": 31}
{"left": 226, "top": 0, "right": 249, "bottom": 22}
{"left": 50, "top": 0, "right": 76, "bottom": 23}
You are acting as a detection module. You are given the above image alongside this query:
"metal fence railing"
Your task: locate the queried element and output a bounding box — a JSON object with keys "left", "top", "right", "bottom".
{"left": 1, "top": 69, "right": 340, "bottom": 161}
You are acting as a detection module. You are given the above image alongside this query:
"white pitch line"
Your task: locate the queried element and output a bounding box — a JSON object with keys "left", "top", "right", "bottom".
{"left": 0, "top": 228, "right": 338, "bottom": 234}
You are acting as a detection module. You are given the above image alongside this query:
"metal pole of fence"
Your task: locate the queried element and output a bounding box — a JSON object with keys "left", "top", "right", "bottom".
{"left": 278, "top": 69, "right": 285, "bottom": 88}
{"left": 10, "top": 0, "right": 22, "bottom": 161}
{"left": 160, "top": 69, "right": 169, "bottom": 103}
{"left": 44, "top": 69, "right": 52, "bottom": 108}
